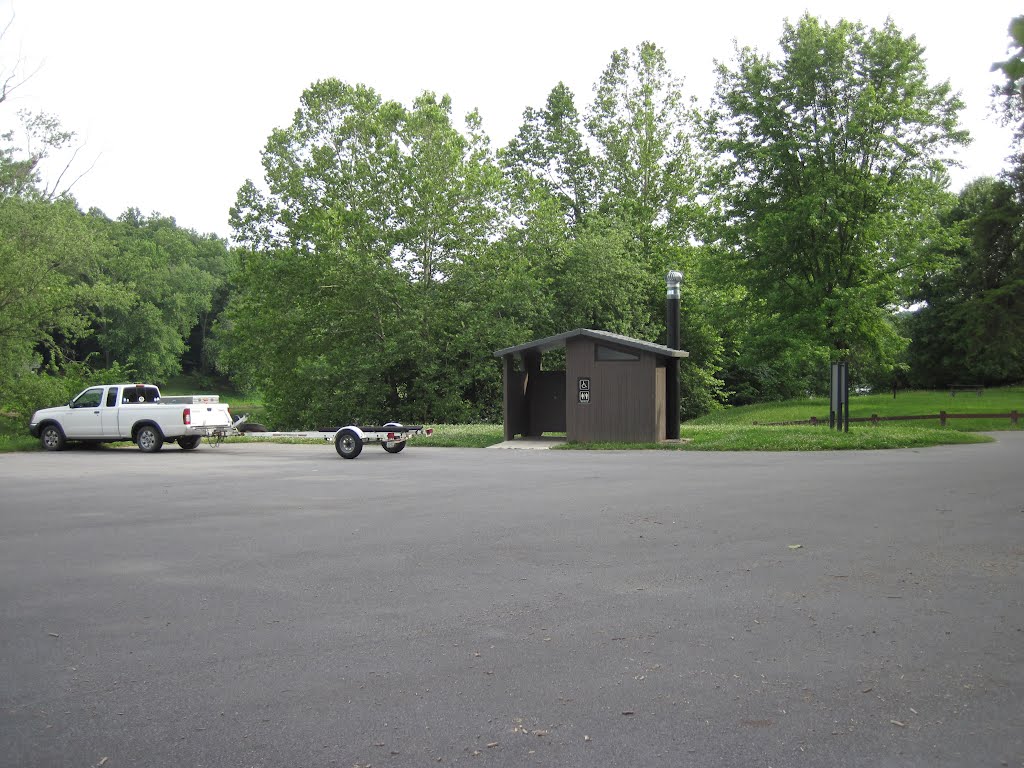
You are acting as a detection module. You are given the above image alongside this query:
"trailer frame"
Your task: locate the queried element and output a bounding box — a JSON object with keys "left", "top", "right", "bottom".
{"left": 217, "top": 418, "right": 432, "bottom": 459}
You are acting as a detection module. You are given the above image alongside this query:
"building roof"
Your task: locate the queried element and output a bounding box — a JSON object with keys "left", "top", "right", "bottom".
{"left": 493, "top": 328, "right": 688, "bottom": 359}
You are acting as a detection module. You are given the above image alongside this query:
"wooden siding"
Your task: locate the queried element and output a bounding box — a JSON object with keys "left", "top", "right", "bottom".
{"left": 566, "top": 337, "right": 663, "bottom": 442}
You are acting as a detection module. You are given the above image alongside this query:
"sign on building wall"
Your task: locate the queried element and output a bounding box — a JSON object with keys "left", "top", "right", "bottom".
{"left": 578, "top": 378, "right": 591, "bottom": 404}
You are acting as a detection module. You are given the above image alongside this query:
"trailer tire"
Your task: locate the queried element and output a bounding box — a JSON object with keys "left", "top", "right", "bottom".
{"left": 177, "top": 436, "right": 201, "bottom": 450}
{"left": 239, "top": 422, "right": 267, "bottom": 433}
{"left": 382, "top": 440, "right": 406, "bottom": 454}
{"left": 335, "top": 429, "right": 363, "bottom": 459}
{"left": 136, "top": 425, "right": 164, "bottom": 453}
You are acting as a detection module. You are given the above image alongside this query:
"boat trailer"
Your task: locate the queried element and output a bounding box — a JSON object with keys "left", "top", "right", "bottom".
{"left": 223, "top": 418, "right": 433, "bottom": 459}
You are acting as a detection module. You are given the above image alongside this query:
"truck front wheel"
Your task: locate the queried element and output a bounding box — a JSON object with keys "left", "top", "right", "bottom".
{"left": 40, "top": 424, "right": 66, "bottom": 451}
{"left": 136, "top": 425, "right": 164, "bottom": 453}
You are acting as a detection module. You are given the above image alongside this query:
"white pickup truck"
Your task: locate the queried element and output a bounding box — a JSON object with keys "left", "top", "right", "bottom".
{"left": 28, "top": 383, "right": 235, "bottom": 452}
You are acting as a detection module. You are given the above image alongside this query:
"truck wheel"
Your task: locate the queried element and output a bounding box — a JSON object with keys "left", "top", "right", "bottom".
{"left": 136, "top": 425, "right": 164, "bottom": 453}
{"left": 335, "top": 429, "right": 363, "bottom": 459}
{"left": 40, "top": 424, "right": 66, "bottom": 451}
{"left": 382, "top": 440, "right": 406, "bottom": 454}
{"left": 177, "top": 436, "right": 201, "bottom": 450}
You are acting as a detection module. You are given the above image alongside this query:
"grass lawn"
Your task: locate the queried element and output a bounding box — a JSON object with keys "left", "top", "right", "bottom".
{"left": 5, "top": 386, "right": 1020, "bottom": 454}
{"left": 667, "top": 386, "right": 1022, "bottom": 451}
{"left": 555, "top": 386, "right": 1021, "bottom": 452}
{"left": 0, "top": 413, "right": 37, "bottom": 452}
{"left": 699, "top": 386, "right": 1024, "bottom": 429}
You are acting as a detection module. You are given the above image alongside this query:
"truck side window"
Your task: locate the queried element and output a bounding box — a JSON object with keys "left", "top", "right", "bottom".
{"left": 106, "top": 388, "right": 118, "bottom": 408}
{"left": 73, "top": 388, "right": 104, "bottom": 409}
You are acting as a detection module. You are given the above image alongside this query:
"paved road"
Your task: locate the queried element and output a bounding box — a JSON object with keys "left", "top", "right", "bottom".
{"left": 1, "top": 436, "right": 1022, "bottom": 767}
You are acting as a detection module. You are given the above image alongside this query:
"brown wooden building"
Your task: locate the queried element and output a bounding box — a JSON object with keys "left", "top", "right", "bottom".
{"left": 494, "top": 329, "right": 688, "bottom": 443}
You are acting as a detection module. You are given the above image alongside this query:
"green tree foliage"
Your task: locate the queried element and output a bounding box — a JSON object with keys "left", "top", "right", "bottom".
{"left": 705, "top": 15, "right": 969, "bottom": 398}
{"left": 497, "top": 48, "right": 724, "bottom": 419}
{"left": 0, "top": 31, "right": 233, "bottom": 414}
{"left": 502, "top": 81, "right": 597, "bottom": 227}
{"left": 992, "top": 16, "right": 1024, "bottom": 97}
{"left": 907, "top": 178, "right": 1024, "bottom": 386}
{"left": 81, "top": 209, "right": 230, "bottom": 381}
{"left": 0, "top": 53, "right": 113, "bottom": 413}
{"left": 0, "top": 196, "right": 105, "bottom": 404}
{"left": 994, "top": 17, "right": 1024, "bottom": 195}
{"left": 587, "top": 42, "right": 701, "bottom": 268}
{"left": 224, "top": 80, "right": 507, "bottom": 427}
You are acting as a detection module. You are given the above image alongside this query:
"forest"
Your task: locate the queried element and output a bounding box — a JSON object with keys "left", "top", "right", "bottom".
{"left": 2, "top": 14, "right": 1023, "bottom": 429}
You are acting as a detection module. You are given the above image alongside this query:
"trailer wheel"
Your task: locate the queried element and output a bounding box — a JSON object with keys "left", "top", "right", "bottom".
{"left": 136, "top": 425, "right": 164, "bottom": 453}
{"left": 335, "top": 429, "right": 363, "bottom": 459}
{"left": 382, "top": 440, "right": 406, "bottom": 454}
{"left": 177, "top": 436, "right": 201, "bottom": 450}
{"left": 40, "top": 424, "right": 66, "bottom": 451}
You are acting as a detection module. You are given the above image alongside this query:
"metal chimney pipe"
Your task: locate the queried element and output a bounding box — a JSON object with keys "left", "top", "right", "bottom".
{"left": 666, "top": 271, "right": 682, "bottom": 440}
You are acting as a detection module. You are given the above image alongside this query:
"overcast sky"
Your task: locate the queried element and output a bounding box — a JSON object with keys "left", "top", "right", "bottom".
{"left": 1, "top": 0, "right": 1018, "bottom": 238}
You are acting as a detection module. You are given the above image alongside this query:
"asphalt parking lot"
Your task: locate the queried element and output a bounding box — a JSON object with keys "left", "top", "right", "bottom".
{"left": 2, "top": 436, "right": 1022, "bottom": 767}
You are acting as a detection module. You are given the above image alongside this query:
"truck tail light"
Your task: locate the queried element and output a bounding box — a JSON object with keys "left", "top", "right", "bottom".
{"left": 183, "top": 408, "right": 191, "bottom": 425}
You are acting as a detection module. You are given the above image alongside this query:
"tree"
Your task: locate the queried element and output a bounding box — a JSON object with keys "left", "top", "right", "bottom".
{"left": 223, "top": 80, "right": 507, "bottom": 427}
{"left": 705, "top": 15, "right": 969, "bottom": 394}
{"left": 587, "top": 43, "right": 724, "bottom": 416}
{"left": 80, "top": 210, "right": 228, "bottom": 381}
{"left": 586, "top": 42, "right": 703, "bottom": 272}
{"left": 994, "top": 16, "right": 1024, "bottom": 195}
{"left": 0, "top": 196, "right": 107, "bottom": 409}
{"left": 907, "top": 178, "right": 1024, "bottom": 386}
{"left": 501, "top": 82, "right": 597, "bottom": 228}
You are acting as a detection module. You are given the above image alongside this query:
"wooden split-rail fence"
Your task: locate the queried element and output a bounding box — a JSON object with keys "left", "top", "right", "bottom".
{"left": 754, "top": 411, "right": 1020, "bottom": 427}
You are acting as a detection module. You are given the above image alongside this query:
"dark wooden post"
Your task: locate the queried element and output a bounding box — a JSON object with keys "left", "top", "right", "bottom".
{"left": 1011, "top": 410, "right": 1019, "bottom": 426}
{"left": 523, "top": 351, "right": 542, "bottom": 436}
{"left": 502, "top": 355, "right": 516, "bottom": 441}
{"left": 940, "top": 410, "right": 947, "bottom": 427}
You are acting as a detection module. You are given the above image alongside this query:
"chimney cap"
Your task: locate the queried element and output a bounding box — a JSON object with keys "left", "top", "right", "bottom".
{"left": 666, "top": 270, "right": 683, "bottom": 297}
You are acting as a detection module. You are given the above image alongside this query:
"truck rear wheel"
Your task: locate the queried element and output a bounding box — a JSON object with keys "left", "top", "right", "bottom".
{"left": 40, "top": 424, "right": 66, "bottom": 451}
{"left": 177, "top": 436, "right": 201, "bottom": 450}
{"left": 136, "top": 425, "right": 164, "bottom": 453}
{"left": 335, "top": 429, "right": 363, "bottom": 459}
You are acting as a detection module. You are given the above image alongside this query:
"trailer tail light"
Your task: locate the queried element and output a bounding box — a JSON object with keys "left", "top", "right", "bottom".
{"left": 183, "top": 408, "right": 191, "bottom": 425}
{"left": 387, "top": 432, "right": 396, "bottom": 440}
{"left": 426, "top": 428, "right": 433, "bottom": 435}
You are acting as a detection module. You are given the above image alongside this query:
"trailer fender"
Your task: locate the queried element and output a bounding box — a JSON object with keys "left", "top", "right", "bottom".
{"left": 342, "top": 426, "right": 366, "bottom": 442}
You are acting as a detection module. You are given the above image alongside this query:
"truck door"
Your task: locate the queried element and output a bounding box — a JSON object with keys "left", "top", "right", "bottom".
{"left": 101, "top": 387, "right": 122, "bottom": 438}
{"left": 62, "top": 387, "right": 106, "bottom": 438}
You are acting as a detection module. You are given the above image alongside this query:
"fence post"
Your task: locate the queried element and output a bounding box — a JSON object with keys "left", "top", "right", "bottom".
{"left": 940, "top": 410, "right": 947, "bottom": 427}
{"left": 810, "top": 416, "right": 817, "bottom": 426}
{"left": 871, "top": 414, "right": 878, "bottom": 425}
{"left": 1012, "top": 410, "right": 1019, "bottom": 426}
